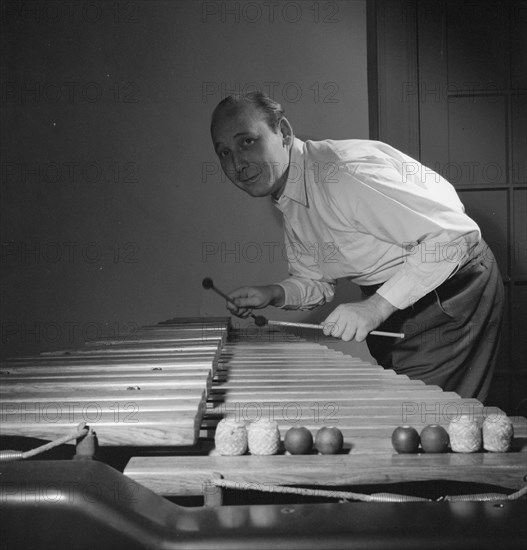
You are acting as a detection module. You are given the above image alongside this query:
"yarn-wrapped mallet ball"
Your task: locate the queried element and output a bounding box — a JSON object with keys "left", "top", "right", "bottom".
{"left": 483, "top": 415, "right": 514, "bottom": 452}
{"left": 448, "top": 415, "right": 482, "bottom": 453}
{"left": 215, "top": 418, "right": 248, "bottom": 456}
{"left": 247, "top": 420, "right": 281, "bottom": 455}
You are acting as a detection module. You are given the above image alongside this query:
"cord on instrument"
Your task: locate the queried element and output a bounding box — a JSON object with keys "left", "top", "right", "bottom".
{"left": 0, "top": 422, "right": 90, "bottom": 462}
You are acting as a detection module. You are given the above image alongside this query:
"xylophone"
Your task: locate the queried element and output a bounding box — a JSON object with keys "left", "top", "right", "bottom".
{"left": 1, "top": 317, "right": 526, "bottom": 550}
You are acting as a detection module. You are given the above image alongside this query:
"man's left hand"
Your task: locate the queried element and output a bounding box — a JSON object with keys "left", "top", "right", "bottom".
{"left": 322, "top": 293, "right": 398, "bottom": 342}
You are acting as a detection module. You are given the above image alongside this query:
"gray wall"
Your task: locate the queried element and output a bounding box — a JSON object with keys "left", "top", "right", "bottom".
{"left": 1, "top": 0, "right": 371, "bottom": 360}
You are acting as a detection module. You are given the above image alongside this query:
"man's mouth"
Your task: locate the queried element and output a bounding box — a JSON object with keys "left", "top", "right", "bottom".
{"left": 240, "top": 173, "right": 260, "bottom": 185}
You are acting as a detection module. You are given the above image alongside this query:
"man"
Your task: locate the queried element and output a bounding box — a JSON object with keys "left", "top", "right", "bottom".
{"left": 210, "top": 92, "right": 504, "bottom": 402}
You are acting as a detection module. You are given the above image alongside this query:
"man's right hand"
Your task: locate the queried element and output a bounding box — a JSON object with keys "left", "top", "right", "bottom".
{"left": 227, "top": 285, "right": 285, "bottom": 318}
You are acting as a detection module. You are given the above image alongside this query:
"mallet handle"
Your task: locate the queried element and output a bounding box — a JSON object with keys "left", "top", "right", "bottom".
{"left": 266, "top": 320, "right": 404, "bottom": 339}
{"left": 202, "top": 277, "right": 265, "bottom": 324}
{"left": 209, "top": 284, "right": 238, "bottom": 308}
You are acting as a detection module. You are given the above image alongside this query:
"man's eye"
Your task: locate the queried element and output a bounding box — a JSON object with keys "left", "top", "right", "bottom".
{"left": 219, "top": 150, "right": 229, "bottom": 158}
{"left": 243, "top": 138, "right": 255, "bottom": 146}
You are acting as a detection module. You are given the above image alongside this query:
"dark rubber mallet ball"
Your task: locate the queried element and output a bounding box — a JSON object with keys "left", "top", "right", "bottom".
{"left": 253, "top": 315, "right": 267, "bottom": 327}
{"left": 202, "top": 277, "right": 214, "bottom": 290}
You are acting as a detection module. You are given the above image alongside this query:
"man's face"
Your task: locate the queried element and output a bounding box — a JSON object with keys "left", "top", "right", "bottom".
{"left": 211, "top": 104, "right": 291, "bottom": 198}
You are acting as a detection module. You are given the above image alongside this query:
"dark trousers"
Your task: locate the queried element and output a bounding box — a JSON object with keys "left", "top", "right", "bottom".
{"left": 361, "top": 240, "right": 504, "bottom": 403}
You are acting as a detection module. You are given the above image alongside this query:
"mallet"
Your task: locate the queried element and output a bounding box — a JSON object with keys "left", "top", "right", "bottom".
{"left": 202, "top": 277, "right": 267, "bottom": 326}
{"left": 202, "top": 277, "right": 404, "bottom": 338}
{"left": 258, "top": 319, "right": 404, "bottom": 339}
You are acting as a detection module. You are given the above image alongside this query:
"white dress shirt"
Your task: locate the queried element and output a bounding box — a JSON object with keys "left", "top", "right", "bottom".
{"left": 274, "top": 138, "right": 481, "bottom": 310}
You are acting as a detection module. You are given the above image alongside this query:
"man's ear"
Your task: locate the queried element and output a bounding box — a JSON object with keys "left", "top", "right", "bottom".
{"left": 279, "top": 117, "right": 293, "bottom": 144}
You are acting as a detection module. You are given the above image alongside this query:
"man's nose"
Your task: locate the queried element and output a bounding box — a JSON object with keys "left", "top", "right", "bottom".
{"left": 232, "top": 153, "right": 248, "bottom": 174}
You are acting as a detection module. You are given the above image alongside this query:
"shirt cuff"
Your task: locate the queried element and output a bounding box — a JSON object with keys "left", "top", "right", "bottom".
{"left": 376, "top": 277, "right": 428, "bottom": 310}
{"left": 276, "top": 279, "right": 305, "bottom": 310}
{"left": 376, "top": 262, "right": 458, "bottom": 310}
{"left": 276, "top": 278, "right": 334, "bottom": 310}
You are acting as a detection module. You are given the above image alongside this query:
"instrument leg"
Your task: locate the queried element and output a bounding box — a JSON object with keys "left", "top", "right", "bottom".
{"left": 203, "top": 472, "right": 224, "bottom": 507}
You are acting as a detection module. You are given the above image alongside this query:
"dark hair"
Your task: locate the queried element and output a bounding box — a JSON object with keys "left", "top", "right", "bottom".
{"left": 210, "top": 91, "right": 285, "bottom": 134}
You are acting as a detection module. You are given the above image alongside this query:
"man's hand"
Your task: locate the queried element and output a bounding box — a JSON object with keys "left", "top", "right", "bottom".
{"left": 322, "top": 293, "right": 397, "bottom": 341}
{"left": 227, "top": 284, "right": 285, "bottom": 318}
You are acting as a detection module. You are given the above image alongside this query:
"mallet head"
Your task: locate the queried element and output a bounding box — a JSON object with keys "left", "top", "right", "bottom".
{"left": 202, "top": 277, "right": 214, "bottom": 290}
{"left": 253, "top": 315, "right": 267, "bottom": 327}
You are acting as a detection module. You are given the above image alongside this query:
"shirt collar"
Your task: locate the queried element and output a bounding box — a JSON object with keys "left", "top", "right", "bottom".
{"left": 274, "top": 137, "right": 307, "bottom": 208}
